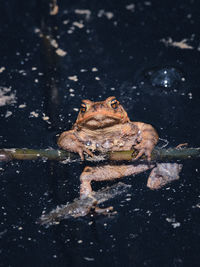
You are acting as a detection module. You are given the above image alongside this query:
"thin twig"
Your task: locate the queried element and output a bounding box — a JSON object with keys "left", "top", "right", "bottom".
{"left": 0, "top": 147, "right": 199, "bottom": 163}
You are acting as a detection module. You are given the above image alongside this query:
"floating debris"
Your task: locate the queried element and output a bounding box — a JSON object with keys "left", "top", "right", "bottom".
{"left": 74, "top": 9, "right": 91, "bottom": 20}
{"left": 29, "top": 111, "right": 39, "bottom": 118}
{"left": 97, "top": 10, "right": 114, "bottom": 19}
{"left": 55, "top": 48, "right": 67, "bottom": 57}
{"left": 0, "top": 67, "right": 6, "bottom": 73}
{"left": 68, "top": 75, "right": 78, "bottom": 82}
{"left": 125, "top": 4, "right": 135, "bottom": 12}
{"left": 0, "top": 87, "right": 16, "bottom": 107}
{"left": 161, "top": 37, "right": 194, "bottom": 50}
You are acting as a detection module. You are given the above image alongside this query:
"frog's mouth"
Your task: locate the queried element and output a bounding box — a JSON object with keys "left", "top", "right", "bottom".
{"left": 80, "top": 114, "right": 122, "bottom": 129}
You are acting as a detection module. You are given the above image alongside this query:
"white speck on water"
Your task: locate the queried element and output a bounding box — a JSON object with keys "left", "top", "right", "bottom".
{"left": 192, "top": 203, "right": 200, "bottom": 208}
{"left": 42, "top": 114, "right": 50, "bottom": 121}
{"left": 187, "top": 13, "right": 192, "bottom": 19}
{"left": 133, "top": 208, "right": 140, "bottom": 212}
{"left": 73, "top": 21, "right": 84, "bottom": 29}
{"left": 68, "top": 75, "right": 78, "bottom": 82}
{"left": 0, "top": 67, "right": 5, "bottom": 73}
{"left": 84, "top": 257, "right": 95, "bottom": 261}
{"left": 5, "top": 111, "right": 12, "bottom": 118}
{"left": 97, "top": 10, "right": 114, "bottom": 19}
{"left": 92, "top": 67, "right": 98, "bottom": 72}
{"left": 19, "top": 103, "right": 26, "bottom": 108}
{"left": 63, "top": 20, "right": 69, "bottom": 25}
{"left": 166, "top": 217, "right": 181, "bottom": 228}
{"left": 144, "top": 1, "right": 152, "bottom": 6}
{"left": 30, "top": 111, "right": 39, "bottom": 118}
{"left": 74, "top": 9, "right": 91, "bottom": 20}
{"left": 50, "top": 38, "right": 58, "bottom": 48}
{"left": 172, "top": 222, "right": 181, "bottom": 228}
{"left": 126, "top": 3, "right": 135, "bottom": 12}
{"left": 56, "top": 48, "right": 67, "bottom": 57}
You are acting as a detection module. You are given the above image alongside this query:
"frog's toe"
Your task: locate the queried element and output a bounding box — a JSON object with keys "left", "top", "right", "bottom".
{"left": 133, "top": 145, "right": 153, "bottom": 161}
{"left": 133, "top": 149, "right": 145, "bottom": 160}
{"left": 83, "top": 148, "right": 94, "bottom": 158}
{"left": 77, "top": 148, "right": 85, "bottom": 160}
{"left": 146, "top": 149, "right": 152, "bottom": 161}
{"left": 77, "top": 147, "right": 94, "bottom": 160}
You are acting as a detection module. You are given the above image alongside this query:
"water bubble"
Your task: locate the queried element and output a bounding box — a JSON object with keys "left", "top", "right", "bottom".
{"left": 86, "top": 141, "right": 92, "bottom": 146}
{"left": 146, "top": 67, "right": 184, "bottom": 88}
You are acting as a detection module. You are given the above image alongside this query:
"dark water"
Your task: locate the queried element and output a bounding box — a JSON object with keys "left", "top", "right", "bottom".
{"left": 0, "top": 0, "right": 200, "bottom": 266}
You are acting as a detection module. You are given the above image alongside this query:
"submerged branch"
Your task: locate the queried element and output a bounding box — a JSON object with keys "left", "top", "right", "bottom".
{"left": 0, "top": 147, "right": 199, "bottom": 163}
{"left": 39, "top": 182, "right": 131, "bottom": 226}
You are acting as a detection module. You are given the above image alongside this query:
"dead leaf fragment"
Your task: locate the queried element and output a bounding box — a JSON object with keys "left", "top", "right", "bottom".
{"left": 55, "top": 48, "right": 67, "bottom": 57}
{"left": 161, "top": 37, "right": 194, "bottom": 49}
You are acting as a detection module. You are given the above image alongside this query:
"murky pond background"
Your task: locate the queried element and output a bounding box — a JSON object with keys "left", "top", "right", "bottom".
{"left": 0, "top": 0, "right": 200, "bottom": 266}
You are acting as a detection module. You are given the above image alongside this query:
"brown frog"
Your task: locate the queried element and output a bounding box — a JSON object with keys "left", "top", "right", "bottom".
{"left": 58, "top": 96, "right": 159, "bottom": 198}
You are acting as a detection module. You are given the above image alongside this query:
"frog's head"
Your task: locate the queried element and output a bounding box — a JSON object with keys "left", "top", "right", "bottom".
{"left": 75, "top": 96, "right": 130, "bottom": 130}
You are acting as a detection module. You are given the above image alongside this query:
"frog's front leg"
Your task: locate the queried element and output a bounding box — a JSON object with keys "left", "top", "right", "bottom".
{"left": 80, "top": 164, "right": 154, "bottom": 198}
{"left": 133, "top": 122, "right": 159, "bottom": 161}
{"left": 57, "top": 130, "right": 94, "bottom": 160}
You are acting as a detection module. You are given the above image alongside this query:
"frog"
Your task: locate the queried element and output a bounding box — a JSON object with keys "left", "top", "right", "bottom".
{"left": 58, "top": 96, "right": 159, "bottom": 199}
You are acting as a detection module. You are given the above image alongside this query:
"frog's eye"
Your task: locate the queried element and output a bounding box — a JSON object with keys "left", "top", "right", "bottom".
{"left": 80, "top": 103, "right": 87, "bottom": 113}
{"left": 110, "top": 98, "right": 119, "bottom": 109}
